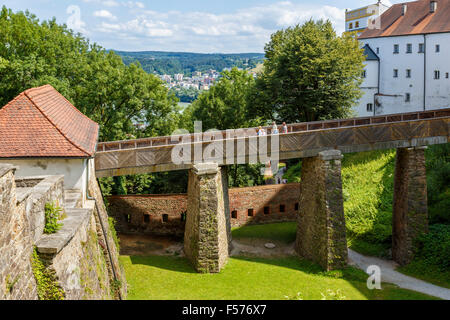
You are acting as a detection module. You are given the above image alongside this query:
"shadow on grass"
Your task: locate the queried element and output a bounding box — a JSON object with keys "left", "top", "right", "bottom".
{"left": 129, "top": 255, "right": 197, "bottom": 274}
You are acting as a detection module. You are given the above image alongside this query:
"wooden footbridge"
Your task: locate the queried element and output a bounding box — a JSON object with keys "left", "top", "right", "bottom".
{"left": 95, "top": 108, "right": 449, "bottom": 273}
{"left": 95, "top": 108, "right": 450, "bottom": 177}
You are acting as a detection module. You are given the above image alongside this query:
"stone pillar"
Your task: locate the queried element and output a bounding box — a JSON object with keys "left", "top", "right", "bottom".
{"left": 296, "top": 150, "right": 348, "bottom": 271}
{"left": 184, "top": 163, "right": 230, "bottom": 273}
{"left": 392, "top": 147, "right": 428, "bottom": 266}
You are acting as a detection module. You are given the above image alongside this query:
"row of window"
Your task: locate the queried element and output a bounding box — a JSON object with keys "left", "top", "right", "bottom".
{"left": 231, "top": 203, "right": 300, "bottom": 219}
{"left": 392, "top": 43, "right": 440, "bottom": 54}
{"left": 392, "top": 69, "right": 449, "bottom": 79}
{"left": 363, "top": 69, "right": 449, "bottom": 79}
{"left": 349, "top": 21, "right": 360, "bottom": 29}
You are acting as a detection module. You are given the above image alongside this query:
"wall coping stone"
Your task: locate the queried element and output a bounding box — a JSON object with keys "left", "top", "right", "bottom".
{"left": 15, "top": 175, "right": 65, "bottom": 204}
{"left": 0, "top": 163, "right": 16, "bottom": 178}
{"left": 319, "top": 150, "right": 343, "bottom": 161}
{"left": 36, "top": 207, "right": 92, "bottom": 255}
{"left": 193, "top": 163, "right": 219, "bottom": 175}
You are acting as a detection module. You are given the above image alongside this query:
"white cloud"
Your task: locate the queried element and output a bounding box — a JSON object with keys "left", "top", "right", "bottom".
{"left": 95, "top": 1, "right": 347, "bottom": 52}
{"left": 82, "top": 0, "right": 119, "bottom": 7}
{"left": 93, "top": 9, "right": 117, "bottom": 21}
{"left": 66, "top": 5, "right": 88, "bottom": 35}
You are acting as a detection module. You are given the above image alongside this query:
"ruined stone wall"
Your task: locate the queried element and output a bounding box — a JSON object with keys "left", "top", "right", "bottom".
{"left": 107, "top": 183, "right": 300, "bottom": 236}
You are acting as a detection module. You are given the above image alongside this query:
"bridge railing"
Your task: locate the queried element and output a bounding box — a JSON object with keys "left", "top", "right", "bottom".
{"left": 96, "top": 108, "right": 450, "bottom": 153}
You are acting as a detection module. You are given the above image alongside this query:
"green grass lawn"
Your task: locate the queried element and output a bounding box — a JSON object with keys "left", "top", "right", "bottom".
{"left": 120, "top": 255, "right": 437, "bottom": 300}
{"left": 232, "top": 222, "right": 297, "bottom": 244}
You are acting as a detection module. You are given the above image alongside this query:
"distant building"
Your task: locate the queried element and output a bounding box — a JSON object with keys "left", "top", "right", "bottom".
{"left": 0, "top": 85, "right": 99, "bottom": 205}
{"left": 345, "top": 1, "right": 390, "bottom": 36}
{"left": 174, "top": 73, "right": 184, "bottom": 81}
{"left": 355, "top": 0, "right": 450, "bottom": 116}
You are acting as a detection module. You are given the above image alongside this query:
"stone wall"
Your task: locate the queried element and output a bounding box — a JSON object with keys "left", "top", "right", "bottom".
{"left": 0, "top": 165, "right": 37, "bottom": 300}
{"left": 184, "top": 164, "right": 229, "bottom": 273}
{"left": 295, "top": 150, "right": 348, "bottom": 271}
{"left": 106, "top": 183, "right": 300, "bottom": 236}
{"left": 392, "top": 147, "right": 429, "bottom": 266}
{"left": 0, "top": 163, "right": 124, "bottom": 300}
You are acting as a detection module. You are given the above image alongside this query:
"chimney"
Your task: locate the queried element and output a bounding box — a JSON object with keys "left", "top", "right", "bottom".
{"left": 430, "top": 1, "right": 437, "bottom": 13}
{"left": 402, "top": 4, "right": 408, "bottom": 15}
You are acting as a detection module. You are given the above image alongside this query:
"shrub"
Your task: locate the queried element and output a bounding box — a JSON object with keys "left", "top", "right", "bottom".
{"left": 414, "top": 224, "right": 450, "bottom": 270}
{"left": 44, "top": 202, "right": 64, "bottom": 234}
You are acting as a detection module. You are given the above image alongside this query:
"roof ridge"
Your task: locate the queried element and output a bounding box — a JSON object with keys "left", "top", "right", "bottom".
{"left": 26, "top": 84, "right": 98, "bottom": 126}
{"left": 23, "top": 90, "right": 90, "bottom": 157}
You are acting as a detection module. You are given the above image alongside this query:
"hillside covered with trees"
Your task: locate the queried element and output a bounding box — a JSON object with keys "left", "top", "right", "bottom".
{"left": 115, "top": 51, "right": 265, "bottom": 75}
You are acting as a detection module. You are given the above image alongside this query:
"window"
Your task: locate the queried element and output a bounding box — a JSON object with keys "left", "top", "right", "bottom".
{"left": 418, "top": 43, "right": 425, "bottom": 53}
{"left": 406, "top": 43, "right": 412, "bottom": 53}
{"left": 376, "top": 47, "right": 380, "bottom": 54}
{"left": 393, "top": 69, "right": 399, "bottom": 78}
{"left": 349, "top": 23, "right": 353, "bottom": 29}
{"left": 405, "top": 93, "right": 411, "bottom": 102}
{"left": 406, "top": 69, "right": 412, "bottom": 78}
{"left": 435, "top": 70, "right": 440, "bottom": 79}
{"left": 446, "top": 73, "right": 449, "bottom": 79}
{"left": 279, "top": 204, "right": 286, "bottom": 213}
{"left": 248, "top": 209, "right": 254, "bottom": 217}
{"left": 355, "top": 21, "right": 360, "bottom": 28}
{"left": 436, "top": 44, "right": 440, "bottom": 53}
{"left": 367, "top": 103, "right": 373, "bottom": 112}
{"left": 231, "top": 210, "right": 237, "bottom": 219}
{"left": 362, "top": 70, "right": 367, "bottom": 78}
{"left": 143, "top": 214, "right": 150, "bottom": 223}
{"left": 294, "top": 203, "right": 299, "bottom": 211}
{"left": 180, "top": 212, "right": 186, "bottom": 222}
{"left": 393, "top": 44, "right": 399, "bottom": 54}
{"left": 162, "top": 214, "right": 169, "bottom": 223}
{"left": 264, "top": 207, "right": 270, "bottom": 215}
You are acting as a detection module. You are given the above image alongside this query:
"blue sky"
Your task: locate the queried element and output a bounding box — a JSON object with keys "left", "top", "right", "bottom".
{"left": 2, "top": 0, "right": 409, "bottom": 52}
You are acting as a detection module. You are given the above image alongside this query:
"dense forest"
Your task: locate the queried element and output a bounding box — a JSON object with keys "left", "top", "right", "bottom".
{"left": 115, "top": 51, "right": 265, "bottom": 75}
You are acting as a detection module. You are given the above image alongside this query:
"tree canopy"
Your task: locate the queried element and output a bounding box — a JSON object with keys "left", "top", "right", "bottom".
{"left": 251, "top": 19, "right": 365, "bottom": 123}
{"left": 0, "top": 6, "right": 180, "bottom": 142}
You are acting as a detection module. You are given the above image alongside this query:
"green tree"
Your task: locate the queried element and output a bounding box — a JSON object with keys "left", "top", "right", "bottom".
{"left": 0, "top": 7, "right": 180, "bottom": 142}
{"left": 190, "top": 68, "right": 260, "bottom": 131}
{"left": 185, "top": 68, "right": 265, "bottom": 187}
{"left": 251, "top": 19, "right": 365, "bottom": 123}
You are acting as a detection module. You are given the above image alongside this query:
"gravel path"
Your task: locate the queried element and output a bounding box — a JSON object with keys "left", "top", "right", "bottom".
{"left": 348, "top": 249, "right": 450, "bottom": 300}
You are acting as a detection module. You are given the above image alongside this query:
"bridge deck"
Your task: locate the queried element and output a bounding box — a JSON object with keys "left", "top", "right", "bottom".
{"left": 95, "top": 109, "right": 450, "bottom": 177}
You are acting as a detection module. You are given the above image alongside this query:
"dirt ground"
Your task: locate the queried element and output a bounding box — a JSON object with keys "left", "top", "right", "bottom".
{"left": 119, "top": 233, "right": 296, "bottom": 258}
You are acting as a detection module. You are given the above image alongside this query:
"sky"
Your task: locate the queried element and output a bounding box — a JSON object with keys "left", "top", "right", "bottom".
{"left": 1, "top": 0, "right": 411, "bottom": 53}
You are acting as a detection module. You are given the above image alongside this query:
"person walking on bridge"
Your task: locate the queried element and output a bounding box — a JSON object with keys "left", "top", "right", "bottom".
{"left": 271, "top": 121, "right": 279, "bottom": 135}
{"left": 281, "top": 122, "right": 288, "bottom": 134}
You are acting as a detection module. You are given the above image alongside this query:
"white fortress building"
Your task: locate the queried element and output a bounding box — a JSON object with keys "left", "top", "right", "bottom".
{"left": 354, "top": 0, "right": 450, "bottom": 116}
{"left": 345, "top": 1, "right": 390, "bottom": 35}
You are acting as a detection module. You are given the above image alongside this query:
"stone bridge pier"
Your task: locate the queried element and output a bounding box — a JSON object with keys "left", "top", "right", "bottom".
{"left": 393, "top": 147, "right": 428, "bottom": 266}
{"left": 296, "top": 150, "right": 348, "bottom": 271}
{"left": 184, "top": 163, "right": 231, "bottom": 273}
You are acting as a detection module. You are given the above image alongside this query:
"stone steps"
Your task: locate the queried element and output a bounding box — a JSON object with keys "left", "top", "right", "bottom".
{"left": 64, "top": 189, "right": 82, "bottom": 209}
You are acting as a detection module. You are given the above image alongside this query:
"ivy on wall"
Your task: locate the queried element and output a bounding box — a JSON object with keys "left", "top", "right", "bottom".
{"left": 30, "top": 248, "right": 65, "bottom": 300}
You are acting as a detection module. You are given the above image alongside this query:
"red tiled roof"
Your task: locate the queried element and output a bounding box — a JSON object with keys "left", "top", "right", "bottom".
{"left": 0, "top": 85, "right": 99, "bottom": 158}
{"left": 359, "top": 0, "right": 450, "bottom": 39}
